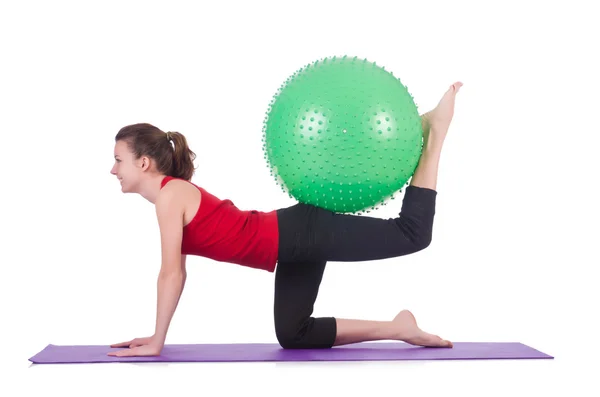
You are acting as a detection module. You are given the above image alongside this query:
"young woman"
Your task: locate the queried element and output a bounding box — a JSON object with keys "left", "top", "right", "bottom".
{"left": 108, "top": 82, "right": 463, "bottom": 357}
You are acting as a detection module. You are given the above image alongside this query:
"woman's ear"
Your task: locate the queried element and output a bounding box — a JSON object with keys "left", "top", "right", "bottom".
{"left": 138, "top": 155, "right": 151, "bottom": 171}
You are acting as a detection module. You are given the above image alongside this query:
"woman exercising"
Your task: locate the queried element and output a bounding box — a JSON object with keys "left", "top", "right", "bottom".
{"left": 108, "top": 82, "right": 463, "bottom": 357}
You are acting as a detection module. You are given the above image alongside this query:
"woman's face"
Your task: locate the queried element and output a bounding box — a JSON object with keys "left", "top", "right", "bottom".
{"left": 111, "top": 140, "right": 146, "bottom": 193}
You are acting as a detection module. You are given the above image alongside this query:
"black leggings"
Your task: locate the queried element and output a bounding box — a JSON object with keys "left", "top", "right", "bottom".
{"left": 274, "top": 185, "right": 437, "bottom": 349}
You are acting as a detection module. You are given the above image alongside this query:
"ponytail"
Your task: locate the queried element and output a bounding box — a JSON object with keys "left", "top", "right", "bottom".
{"left": 166, "top": 131, "right": 197, "bottom": 181}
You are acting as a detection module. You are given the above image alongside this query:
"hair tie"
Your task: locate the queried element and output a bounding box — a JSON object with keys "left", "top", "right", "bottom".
{"left": 166, "top": 131, "right": 172, "bottom": 142}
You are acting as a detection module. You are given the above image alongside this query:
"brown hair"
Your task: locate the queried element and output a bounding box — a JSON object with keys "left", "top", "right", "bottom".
{"left": 115, "top": 123, "right": 197, "bottom": 181}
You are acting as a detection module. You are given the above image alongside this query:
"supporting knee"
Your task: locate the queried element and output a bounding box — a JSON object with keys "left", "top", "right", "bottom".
{"left": 275, "top": 323, "right": 305, "bottom": 349}
{"left": 274, "top": 316, "right": 336, "bottom": 349}
{"left": 277, "top": 335, "right": 302, "bottom": 349}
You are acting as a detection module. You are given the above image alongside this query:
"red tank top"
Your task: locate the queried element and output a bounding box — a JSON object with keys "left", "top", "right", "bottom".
{"left": 160, "top": 176, "right": 279, "bottom": 272}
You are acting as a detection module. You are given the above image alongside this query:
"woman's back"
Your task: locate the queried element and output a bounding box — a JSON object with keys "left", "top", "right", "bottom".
{"left": 161, "top": 176, "right": 279, "bottom": 272}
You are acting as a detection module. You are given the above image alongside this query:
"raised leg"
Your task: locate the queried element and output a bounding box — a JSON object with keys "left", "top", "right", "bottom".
{"left": 278, "top": 82, "right": 463, "bottom": 265}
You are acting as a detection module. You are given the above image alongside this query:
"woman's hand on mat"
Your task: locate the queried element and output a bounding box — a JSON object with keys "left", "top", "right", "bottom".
{"left": 110, "top": 336, "right": 155, "bottom": 348}
{"left": 108, "top": 335, "right": 163, "bottom": 357}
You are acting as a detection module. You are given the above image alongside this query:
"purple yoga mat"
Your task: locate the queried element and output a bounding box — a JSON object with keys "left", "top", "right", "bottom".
{"left": 29, "top": 342, "right": 553, "bottom": 364}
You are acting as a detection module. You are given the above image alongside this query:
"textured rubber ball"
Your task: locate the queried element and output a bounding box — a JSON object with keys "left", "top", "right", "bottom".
{"left": 262, "top": 55, "right": 423, "bottom": 214}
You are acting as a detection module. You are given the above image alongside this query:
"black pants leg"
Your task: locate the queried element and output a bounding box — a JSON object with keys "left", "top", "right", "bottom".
{"left": 273, "top": 185, "right": 437, "bottom": 349}
{"left": 273, "top": 258, "right": 336, "bottom": 349}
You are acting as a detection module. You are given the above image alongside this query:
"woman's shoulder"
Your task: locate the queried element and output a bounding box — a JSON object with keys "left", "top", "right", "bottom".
{"left": 160, "top": 177, "right": 202, "bottom": 200}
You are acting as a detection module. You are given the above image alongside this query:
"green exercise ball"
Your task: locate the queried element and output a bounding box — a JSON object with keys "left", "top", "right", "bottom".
{"left": 262, "top": 55, "right": 423, "bottom": 214}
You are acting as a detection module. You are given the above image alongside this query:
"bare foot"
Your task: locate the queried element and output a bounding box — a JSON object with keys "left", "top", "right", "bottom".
{"left": 392, "top": 310, "right": 453, "bottom": 348}
{"left": 421, "top": 81, "right": 463, "bottom": 145}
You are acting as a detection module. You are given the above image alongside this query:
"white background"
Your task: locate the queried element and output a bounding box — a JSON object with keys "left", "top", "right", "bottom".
{"left": 2, "top": 0, "right": 599, "bottom": 395}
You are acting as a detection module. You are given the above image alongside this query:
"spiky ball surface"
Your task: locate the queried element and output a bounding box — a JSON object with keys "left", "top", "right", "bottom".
{"left": 262, "top": 56, "right": 422, "bottom": 214}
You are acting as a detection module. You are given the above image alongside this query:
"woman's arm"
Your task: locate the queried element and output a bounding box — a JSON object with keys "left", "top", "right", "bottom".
{"left": 152, "top": 187, "right": 187, "bottom": 347}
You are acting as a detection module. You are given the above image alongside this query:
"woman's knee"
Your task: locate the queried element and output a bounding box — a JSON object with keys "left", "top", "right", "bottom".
{"left": 274, "top": 316, "right": 336, "bottom": 349}
{"left": 274, "top": 317, "right": 306, "bottom": 349}
{"left": 276, "top": 333, "right": 302, "bottom": 349}
{"left": 415, "top": 230, "right": 433, "bottom": 250}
